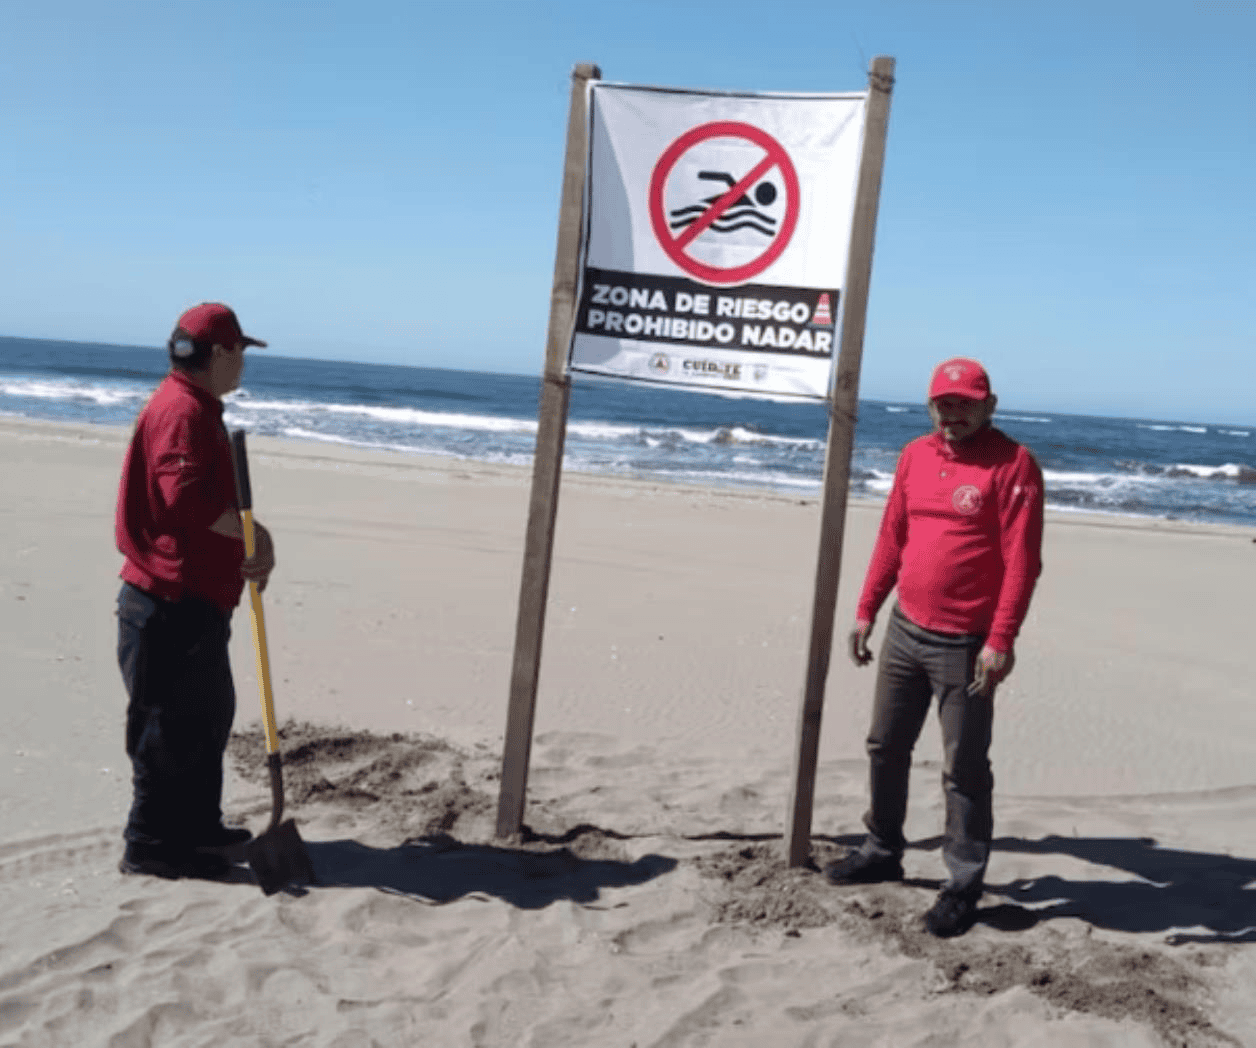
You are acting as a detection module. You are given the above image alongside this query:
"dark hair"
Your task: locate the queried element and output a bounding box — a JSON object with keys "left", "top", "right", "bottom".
{"left": 167, "top": 326, "right": 216, "bottom": 371}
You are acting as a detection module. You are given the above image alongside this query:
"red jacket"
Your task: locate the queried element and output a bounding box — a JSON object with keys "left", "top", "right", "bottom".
{"left": 856, "top": 426, "right": 1044, "bottom": 652}
{"left": 116, "top": 371, "right": 245, "bottom": 613}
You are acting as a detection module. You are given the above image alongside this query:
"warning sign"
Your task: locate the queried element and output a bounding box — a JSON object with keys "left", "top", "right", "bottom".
{"left": 570, "top": 83, "right": 867, "bottom": 400}
{"left": 648, "top": 121, "right": 800, "bottom": 286}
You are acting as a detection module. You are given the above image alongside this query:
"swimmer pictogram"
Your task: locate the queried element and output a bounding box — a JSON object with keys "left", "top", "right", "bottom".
{"left": 667, "top": 171, "right": 779, "bottom": 238}
{"left": 648, "top": 121, "right": 800, "bottom": 286}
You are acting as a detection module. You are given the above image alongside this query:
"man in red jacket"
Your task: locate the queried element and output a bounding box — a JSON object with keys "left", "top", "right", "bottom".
{"left": 115, "top": 303, "right": 275, "bottom": 879}
{"left": 825, "top": 357, "right": 1044, "bottom": 937}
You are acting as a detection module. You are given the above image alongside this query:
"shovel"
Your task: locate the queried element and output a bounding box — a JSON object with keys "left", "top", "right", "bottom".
{"left": 229, "top": 429, "right": 317, "bottom": 895}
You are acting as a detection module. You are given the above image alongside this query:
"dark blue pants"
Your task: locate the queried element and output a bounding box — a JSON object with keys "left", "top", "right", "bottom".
{"left": 859, "top": 603, "right": 994, "bottom": 897}
{"left": 117, "top": 583, "right": 236, "bottom": 849}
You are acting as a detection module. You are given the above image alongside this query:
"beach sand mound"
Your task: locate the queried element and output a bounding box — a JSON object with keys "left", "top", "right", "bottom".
{"left": 693, "top": 842, "right": 1235, "bottom": 1046}
{"left": 198, "top": 722, "right": 1244, "bottom": 1047}
{"left": 2, "top": 723, "right": 1253, "bottom": 1046}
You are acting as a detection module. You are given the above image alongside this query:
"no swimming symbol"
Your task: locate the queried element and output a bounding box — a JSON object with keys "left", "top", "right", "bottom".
{"left": 648, "top": 121, "right": 800, "bottom": 287}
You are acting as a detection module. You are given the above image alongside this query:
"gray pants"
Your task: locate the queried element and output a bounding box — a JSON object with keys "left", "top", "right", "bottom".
{"left": 859, "top": 604, "right": 994, "bottom": 897}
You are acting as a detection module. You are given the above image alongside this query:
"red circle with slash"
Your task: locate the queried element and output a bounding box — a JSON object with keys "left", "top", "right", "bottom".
{"left": 648, "top": 121, "right": 800, "bottom": 286}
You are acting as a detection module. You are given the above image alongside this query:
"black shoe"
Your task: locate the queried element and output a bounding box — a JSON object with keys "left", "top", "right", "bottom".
{"left": 181, "top": 851, "right": 233, "bottom": 880}
{"left": 118, "top": 843, "right": 186, "bottom": 880}
{"left": 196, "top": 824, "right": 253, "bottom": 848}
{"left": 823, "top": 851, "right": 904, "bottom": 885}
{"left": 119, "top": 843, "right": 232, "bottom": 881}
{"left": 923, "top": 890, "right": 980, "bottom": 938}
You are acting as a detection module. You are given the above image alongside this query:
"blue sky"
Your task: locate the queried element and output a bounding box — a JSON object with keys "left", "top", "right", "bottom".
{"left": 2, "top": 1, "right": 1252, "bottom": 422}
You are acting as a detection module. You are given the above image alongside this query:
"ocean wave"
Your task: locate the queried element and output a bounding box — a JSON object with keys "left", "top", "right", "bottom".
{"left": 570, "top": 421, "right": 820, "bottom": 450}
{"left": 1042, "top": 469, "right": 1157, "bottom": 487}
{"left": 705, "top": 425, "right": 821, "bottom": 449}
{"left": 1045, "top": 487, "right": 1162, "bottom": 514}
{"left": 278, "top": 427, "right": 445, "bottom": 456}
{"left": 7, "top": 338, "right": 1256, "bottom": 526}
{"left": 230, "top": 391, "right": 822, "bottom": 452}
{"left": 1165, "top": 462, "right": 1256, "bottom": 482}
{"left": 861, "top": 473, "right": 894, "bottom": 494}
{"left": 0, "top": 377, "right": 145, "bottom": 407}
{"left": 1105, "top": 459, "right": 1256, "bottom": 483}
{"left": 566, "top": 420, "right": 645, "bottom": 441}
{"left": 1138, "top": 423, "right": 1209, "bottom": 434}
{"left": 227, "top": 393, "right": 539, "bottom": 434}
{"left": 636, "top": 466, "right": 819, "bottom": 491}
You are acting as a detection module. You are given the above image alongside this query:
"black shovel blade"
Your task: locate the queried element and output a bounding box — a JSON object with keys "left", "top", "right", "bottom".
{"left": 245, "top": 818, "right": 317, "bottom": 895}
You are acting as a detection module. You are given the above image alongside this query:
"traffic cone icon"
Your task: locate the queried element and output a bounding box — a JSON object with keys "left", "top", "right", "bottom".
{"left": 812, "top": 293, "right": 833, "bottom": 326}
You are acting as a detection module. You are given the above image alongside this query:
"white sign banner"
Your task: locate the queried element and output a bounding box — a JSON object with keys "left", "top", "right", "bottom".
{"left": 568, "top": 83, "right": 867, "bottom": 400}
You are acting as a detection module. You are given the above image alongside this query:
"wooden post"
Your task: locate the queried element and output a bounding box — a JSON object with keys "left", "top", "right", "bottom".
{"left": 496, "top": 62, "right": 601, "bottom": 840}
{"left": 785, "top": 56, "right": 896, "bottom": 867}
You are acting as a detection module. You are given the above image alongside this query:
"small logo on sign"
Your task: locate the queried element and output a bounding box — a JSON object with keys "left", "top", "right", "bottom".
{"left": 649, "top": 353, "right": 670, "bottom": 375}
{"left": 952, "top": 484, "right": 983, "bottom": 515}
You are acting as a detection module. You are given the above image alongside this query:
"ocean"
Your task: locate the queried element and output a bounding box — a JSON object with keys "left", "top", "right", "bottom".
{"left": 3, "top": 335, "right": 1255, "bottom": 528}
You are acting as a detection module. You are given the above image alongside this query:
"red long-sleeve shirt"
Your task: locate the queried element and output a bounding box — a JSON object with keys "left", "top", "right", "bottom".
{"left": 116, "top": 371, "right": 245, "bottom": 613}
{"left": 856, "top": 426, "right": 1044, "bottom": 652}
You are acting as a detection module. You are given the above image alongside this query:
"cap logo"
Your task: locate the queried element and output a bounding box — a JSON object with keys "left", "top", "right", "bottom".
{"left": 945, "top": 364, "right": 964, "bottom": 381}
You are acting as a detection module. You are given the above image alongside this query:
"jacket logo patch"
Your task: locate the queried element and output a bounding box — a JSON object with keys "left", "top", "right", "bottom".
{"left": 952, "top": 484, "right": 983, "bottom": 515}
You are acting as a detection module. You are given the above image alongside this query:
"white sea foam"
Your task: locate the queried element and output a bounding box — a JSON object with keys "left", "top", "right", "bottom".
{"left": 9, "top": 344, "right": 1256, "bottom": 526}
{"left": 1138, "top": 423, "right": 1209, "bottom": 434}
{"left": 566, "top": 420, "right": 641, "bottom": 440}
{"left": 706, "top": 426, "right": 819, "bottom": 448}
{"left": 646, "top": 467, "right": 820, "bottom": 491}
{"left": 276, "top": 426, "right": 539, "bottom": 468}
{"left": 1041, "top": 470, "right": 1161, "bottom": 489}
{"left": 279, "top": 427, "right": 447, "bottom": 457}
{"left": 573, "top": 421, "right": 820, "bottom": 449}
{"left": 229, "top": 395, "right": 540, "bottom": 435}
{"left": 863, "top": 473, "right": 894, "bottom": 494}
{"left": 0, "top": 377, "right": 143, "bottom": 407}
{"left": 1169, "top": 462, "right": 1249, "bottom": 479}
{"left": 231, "top": 389, "right": 826, "bottom": 450}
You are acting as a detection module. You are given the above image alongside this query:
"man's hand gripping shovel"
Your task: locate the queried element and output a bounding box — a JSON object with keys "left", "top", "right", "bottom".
{"left": 230, "top": 430, "right": 317, "bottom": 895}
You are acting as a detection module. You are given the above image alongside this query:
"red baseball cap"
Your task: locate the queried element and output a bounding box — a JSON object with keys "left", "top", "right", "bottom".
{"left": 928, "top": 357, "right": 990, "bottom": 400}
{"left": 175, "top": 303, "right": 267, "bottom": 349}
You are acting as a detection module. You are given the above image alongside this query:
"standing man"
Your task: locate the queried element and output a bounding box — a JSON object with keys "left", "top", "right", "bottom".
{"left": 115, "top": 303, "right": 275, "bottom": 879}
{"left": 825, "top": 357, "right": 1044, "bottom": 938}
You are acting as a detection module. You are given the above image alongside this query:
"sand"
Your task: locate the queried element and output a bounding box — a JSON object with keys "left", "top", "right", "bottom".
{"left": 2, "top": 414, "right": 1255, "bottom": 1047}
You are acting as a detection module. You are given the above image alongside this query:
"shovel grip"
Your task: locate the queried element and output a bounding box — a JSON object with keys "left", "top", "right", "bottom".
{"left": 230, "top": 430, "right": 253, "bottom": 514}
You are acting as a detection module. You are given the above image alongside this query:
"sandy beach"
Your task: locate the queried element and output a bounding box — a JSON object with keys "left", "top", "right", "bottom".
{"left": 2, "top": 414, "right": 1255, "bottom": 1047}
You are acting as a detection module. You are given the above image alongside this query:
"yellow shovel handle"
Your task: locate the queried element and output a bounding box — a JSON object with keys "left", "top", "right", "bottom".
{"left": 240, "top": 507, "right": 280, "bottom": 756}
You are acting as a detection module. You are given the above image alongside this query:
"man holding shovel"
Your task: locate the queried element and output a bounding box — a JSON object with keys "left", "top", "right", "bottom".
{"left": 114, "top": 303, "right": 275, "bottom": 879}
